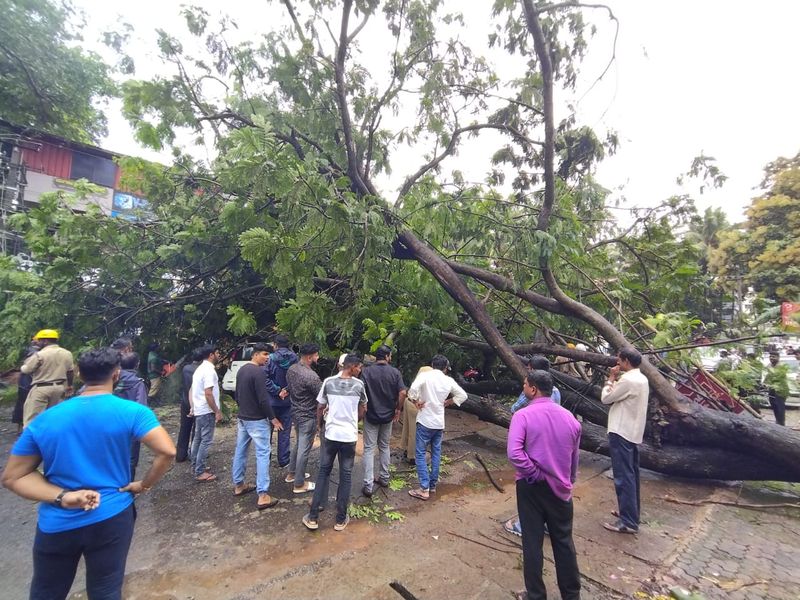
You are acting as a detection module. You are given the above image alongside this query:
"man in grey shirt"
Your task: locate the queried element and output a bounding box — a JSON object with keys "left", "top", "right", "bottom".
{"left": 285, "top": 343, "right": 323, "bottom": 493}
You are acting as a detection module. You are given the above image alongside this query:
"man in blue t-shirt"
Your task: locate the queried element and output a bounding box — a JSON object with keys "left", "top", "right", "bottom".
{"left": 2, "top": 347, "right": 176, "bottom": 600}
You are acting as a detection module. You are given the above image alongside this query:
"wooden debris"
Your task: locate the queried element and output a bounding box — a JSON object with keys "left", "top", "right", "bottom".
{"left": 389, "top": 581, "right": 421, "bottom": 600}
{"left": 475, "top": 452, "right": 505, "bottom": 493}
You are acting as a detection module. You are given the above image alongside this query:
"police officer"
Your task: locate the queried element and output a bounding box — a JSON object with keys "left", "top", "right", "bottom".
{"left": 20, "top": 329, "right": 75, "bottom": 427}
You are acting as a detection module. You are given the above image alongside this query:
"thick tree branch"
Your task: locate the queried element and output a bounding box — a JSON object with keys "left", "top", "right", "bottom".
{"left": 440, "top": 331, "right": 615, "bottom": 366}
{"left": 280, "top": 0, "right": 308, "bottom": 44}
{"left": 333, "top": 0, "right": 377, "bottom": 198}
{"left": 445, "top": 259, "right": 565, "bottom": 315}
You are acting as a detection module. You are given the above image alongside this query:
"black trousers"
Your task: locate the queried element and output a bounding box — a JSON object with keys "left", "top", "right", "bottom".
{"left": 516, "top": 480, "right": 581, "bottom": 600}
{"left": 30, "top": 505, "right": 135, "bottom": 600}
{"left": 175, "top": 400, "right": 195, "bottom": 462}
{"left": 768, "top": 391, "right": 786, "bottom": 426}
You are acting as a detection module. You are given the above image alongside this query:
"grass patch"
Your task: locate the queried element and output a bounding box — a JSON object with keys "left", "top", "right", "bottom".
{"left": 0, "top": 385, "right": 18, "bottom": 407}
{"left": 348, "top": 500, "right": 405, "bottom": 523}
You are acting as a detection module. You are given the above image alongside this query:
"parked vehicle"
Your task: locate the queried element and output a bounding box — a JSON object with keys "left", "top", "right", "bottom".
{"left": 221, "top": 343, "right": 259, "bottom": 394}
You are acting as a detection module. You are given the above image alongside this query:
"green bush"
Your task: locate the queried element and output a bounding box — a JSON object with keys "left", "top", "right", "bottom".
{"left": 0, "top": 385, "right": 18, "bottom": 406}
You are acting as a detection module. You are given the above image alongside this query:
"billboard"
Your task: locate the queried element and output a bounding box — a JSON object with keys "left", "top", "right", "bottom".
{"left": 111, "top": 191, "right": 153, "bottom": 221}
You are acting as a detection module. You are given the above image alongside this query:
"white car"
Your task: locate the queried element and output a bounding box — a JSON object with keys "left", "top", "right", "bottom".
{"left": 221, "top": 343, "right": 260, "bottom": 394}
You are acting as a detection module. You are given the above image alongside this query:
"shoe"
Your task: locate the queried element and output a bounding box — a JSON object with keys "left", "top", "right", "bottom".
{"left": 362, "top": 485, "right": 373, "bottom": 498}
{"left": 602, "top": 521, "right": 638, "bottom": 534}
{"left": 429, "top": 485, "right": 436, "bottom": 493}
{"left": 503, "top": 517, "right": 522, "bottom": 537}
{"left": 285, "top": 472, "right": 311, "bottom": 483}
{"left": 293, "top": 482, "right": 316, "bottom": 494}
{"left": 334, "top": 515, "right": 350, "bottom": 531}
{"left": 302, "top": 514, "right": 319, "bottom": 530}
{"left": 375, "top": 478, "right": 389, "bottom": 488}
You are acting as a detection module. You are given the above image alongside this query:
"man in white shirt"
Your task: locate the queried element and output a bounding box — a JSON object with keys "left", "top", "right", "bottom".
{"left": 302, "top": 354, "right": 367, "bottom": 532}
{"left": 407, "top": 355, "right": 467, "bottom": 501}
{"left": 600, "top": 347, "right": 649, "bottom": 534}
{"left": 190, "top": 344, "right": 222, "bottom": 482}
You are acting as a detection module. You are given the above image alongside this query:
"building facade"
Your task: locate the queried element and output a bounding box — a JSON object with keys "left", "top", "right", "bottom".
{"left": 0, "top": 120, "right": 151, "bottom": 255}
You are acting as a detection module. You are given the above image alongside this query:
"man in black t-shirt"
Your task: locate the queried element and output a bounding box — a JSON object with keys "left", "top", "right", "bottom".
{"left": 232, "top": 343, "right": 284, "bottom": 509}
{"left": 360, "top": 345, "right": 406, "bottom": 497}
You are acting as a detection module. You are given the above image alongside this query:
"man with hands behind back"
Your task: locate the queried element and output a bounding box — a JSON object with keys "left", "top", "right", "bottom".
{"left": 2, "top": 347, "right": 175, "bottom": 600}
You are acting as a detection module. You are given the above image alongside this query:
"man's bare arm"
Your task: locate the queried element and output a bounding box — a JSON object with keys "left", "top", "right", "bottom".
{"left": 120, "top": 426, "right": 176, "bottom": 494}
{"left": 2, "top": 454, "right": 100, "bottom": 510}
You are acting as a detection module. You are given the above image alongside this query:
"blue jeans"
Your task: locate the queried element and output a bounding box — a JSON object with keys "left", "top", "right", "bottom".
{"left": 190, "top": 413, "right": 216, "bottom": 477}
{"left": 608, "top": 432, "right": 640, "bottom": 529}
{"left": 309, "top": 439, "right": 355, "bottom": 524}
{"left": 270, "top": 404, "right": 292, "bottom": 467}
{"left": 30, "top": 504, "right": 135, "bottom": 600}
{"left": 288, "top": 415, "right": 317, "bottom": 486}
{"left": 232, "top": 419, "right": 273, "bottom": 494}
{"left": 415, "top": 423, "right": 443, "bottom": 491}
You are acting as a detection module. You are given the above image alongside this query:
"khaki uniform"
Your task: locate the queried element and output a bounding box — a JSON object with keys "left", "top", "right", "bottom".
{"left": 21, "top": 343, "right": 74, "bottom": 426}
{"left": 400, "top": 398, "right": 419, "bottom": 458}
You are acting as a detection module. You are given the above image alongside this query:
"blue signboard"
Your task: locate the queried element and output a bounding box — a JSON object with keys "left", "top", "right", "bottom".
{"left": 112, "top": 191, "right": 153, "bottom": 221}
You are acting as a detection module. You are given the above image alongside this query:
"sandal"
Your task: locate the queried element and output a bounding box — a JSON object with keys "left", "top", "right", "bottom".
{"left": 408, "top": 488, "right": 429, "bottom": 501}
{"left": 196, "top": 473, "right": 217, "bottom": 482}
{"left": 257, "top": 496, "right": 279, "bottom": 510}
{"left": 233, "top": 484, "right": 256, "bottom": 496}
{"left": 293, "top": 482, "right": 316, "bottom": 494}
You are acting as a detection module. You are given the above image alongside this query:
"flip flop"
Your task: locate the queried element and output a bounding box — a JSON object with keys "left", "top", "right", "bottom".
{"left": 233, "top": 484, "right": 256, "bottom": 496}
{"left": 293, "top": 482, "right": 316, "bottom": 494}
{"left": 257, "top": 497, "right": 279, "bottom": 510}
{"left": 196, "top": 473, "right": 217, "bottom": 482}
{"left": 408, "top": 488, "right": 429, "bottom": 501}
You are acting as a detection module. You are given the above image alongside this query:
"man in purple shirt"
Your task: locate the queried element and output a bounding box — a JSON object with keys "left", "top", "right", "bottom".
{"left": 507, "top": 370, "right": 581, "bottom": 600}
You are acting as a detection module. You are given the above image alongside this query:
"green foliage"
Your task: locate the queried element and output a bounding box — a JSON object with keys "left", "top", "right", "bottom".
{"left": 226, "top": 305, "right": 257, "bottom": 336}
{"left": 1, "top": 1, "right": 739, "bottom": 376}
{"left": 0, "top": 385, "right": 17, "bottom": 406}
{"left": 642, "top": 312, "right": 703, "bottom": 362}
{"left": 347, "top": 500, "right": 405, "bottom": 524}
{"left": 710, "top": 153, "right": 800, "bottom": 301}
{"left": 0, "top": 0, "right": 115, "bottom": 142}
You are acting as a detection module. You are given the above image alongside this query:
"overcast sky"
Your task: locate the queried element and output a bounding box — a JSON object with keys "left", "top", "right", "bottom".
{"left": 81, "top": 0, "right": 800, "bottom": 224}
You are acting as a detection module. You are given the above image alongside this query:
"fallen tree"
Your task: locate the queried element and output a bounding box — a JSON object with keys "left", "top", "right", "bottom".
{"left": 107, "top": 1, "right": 800, "bottom": 481}
{"left": 456, "top": 390, "right": 793, "bottom": 482}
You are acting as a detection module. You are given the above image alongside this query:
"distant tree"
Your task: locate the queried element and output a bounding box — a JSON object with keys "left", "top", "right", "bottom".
{"left": 710, "top": 153, "right": 800, "bottom": 301}
{"left": 0, "top": 0, "right": 115, "bottom": 142}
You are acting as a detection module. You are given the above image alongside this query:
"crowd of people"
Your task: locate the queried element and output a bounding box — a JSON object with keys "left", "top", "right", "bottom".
{"left": 3, "top": 326, "right": 656, "bottom": 600}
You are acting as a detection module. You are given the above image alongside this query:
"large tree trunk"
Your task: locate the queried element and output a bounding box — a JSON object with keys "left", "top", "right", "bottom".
{"left": 456, "top": 393, "right": 796, "bottom": 482}
{"left": 326, "top": 0, "right": 800, "bottom": 484}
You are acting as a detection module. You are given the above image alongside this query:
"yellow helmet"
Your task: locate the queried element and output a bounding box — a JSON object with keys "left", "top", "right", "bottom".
{"left": 566, "top": 343, "right": 576, "bottom": 349}
{"left": 34, "top": 329, "right": 59, "bottom": 340}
